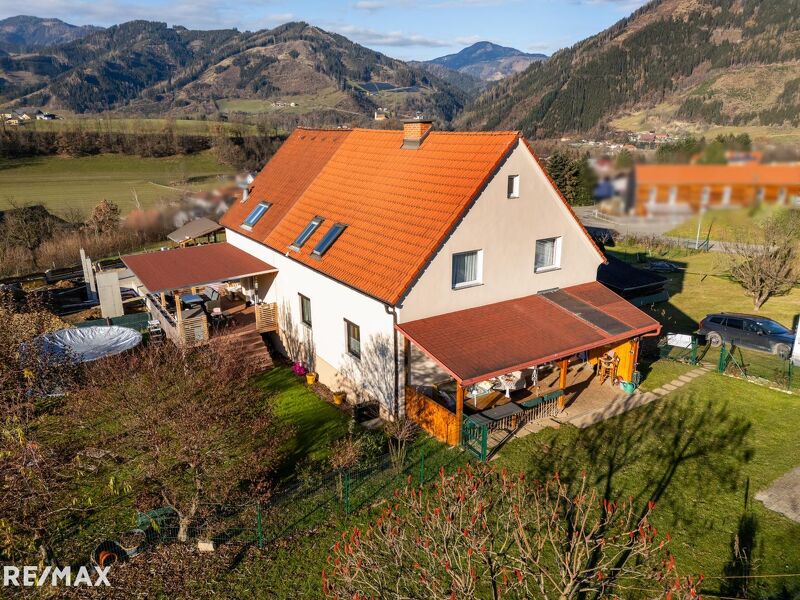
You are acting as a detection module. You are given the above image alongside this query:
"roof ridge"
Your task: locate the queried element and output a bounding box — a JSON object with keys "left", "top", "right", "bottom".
{"left": 347, "top": 128, "right": 521, "bottom": 136}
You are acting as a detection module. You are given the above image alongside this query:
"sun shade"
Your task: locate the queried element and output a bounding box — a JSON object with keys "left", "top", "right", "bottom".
{"left": 167, "top": 217, "right": 223, "bottom": 243}
{"left": 396, "top": 282, "right": 660, "bottom": 385}
{"left": 122, "top": 243, "right": 277, "bottom": 293}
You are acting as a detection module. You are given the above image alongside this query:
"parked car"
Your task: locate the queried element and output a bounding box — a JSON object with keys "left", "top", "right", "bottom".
{"left": 698, "top": 313, "right": 796, "bottom": 358}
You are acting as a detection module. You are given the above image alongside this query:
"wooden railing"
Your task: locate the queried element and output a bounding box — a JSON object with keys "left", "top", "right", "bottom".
{"left": 145, "top": 295, "right": 209, "bottom": 347}
{"left": 405, "top": 386, "right": 460, "bottom": 446}
{"left": 180, "top": 315, "right": 209, "bottom": 346}
{"left": 255, "top": 302, "right": 279, "bottom": 333}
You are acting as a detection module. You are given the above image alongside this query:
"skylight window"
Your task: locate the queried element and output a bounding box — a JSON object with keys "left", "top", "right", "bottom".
{"left": 241, "top": 202, "right": 271, "bottom": 230}
{"left": 311, "top": 223, "right": 347, "bottom": 257}
{"left": 291, "top": 216, "right": 324, "bottom": 250}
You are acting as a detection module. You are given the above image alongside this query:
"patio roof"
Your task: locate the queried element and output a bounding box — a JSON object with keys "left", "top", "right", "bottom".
{"left": 396, "top": 281, "right": 661, "bottom": 386}
{"left": 122, "top": 243, "right": 277, "bottom": 293}
{"left": 167, "top": 217, "right": 223, "bottom": 244}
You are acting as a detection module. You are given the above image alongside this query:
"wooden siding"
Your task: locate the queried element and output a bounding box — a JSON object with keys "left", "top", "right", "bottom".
{"left": 255, "top": 302, "right": 279, "bottom": 333}
{"left": 405, "top": 386, "right": 460, "bottom": 446}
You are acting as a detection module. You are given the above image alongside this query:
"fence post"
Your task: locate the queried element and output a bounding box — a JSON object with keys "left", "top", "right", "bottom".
{"left": 256, "top": 502, "right": 264, "bottom": 549}
{"left": 690, "top": 337, "right": 698, "bottom": 365}
{"left": 718, "top": 344, "right": 727, "bottom": 373}
{"left": 418, "top": 446, "right": 425, "bottom": 486}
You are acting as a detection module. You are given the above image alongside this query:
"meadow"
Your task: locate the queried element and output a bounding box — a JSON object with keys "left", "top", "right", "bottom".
{"left": 0, "top": 151, "right": 234, "bottom": 216}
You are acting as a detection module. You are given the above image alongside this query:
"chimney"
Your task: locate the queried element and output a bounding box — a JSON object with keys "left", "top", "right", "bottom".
{"left": 402, "top": 119, "right": 433, "bottom": 149}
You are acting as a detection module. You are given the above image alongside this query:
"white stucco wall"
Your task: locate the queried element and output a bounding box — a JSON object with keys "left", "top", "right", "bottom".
{"left": 226, "top": 229, "right": 401, "bottom": 416}
{"left": 398, "top": 141, "right": 604, "bottom": 323}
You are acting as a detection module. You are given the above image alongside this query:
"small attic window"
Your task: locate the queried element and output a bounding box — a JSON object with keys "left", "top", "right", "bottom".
{"left": 507, "top": 175, "right": 520, "bottom": 198}
{"left": 312, "top": 223, "right": 347, "bottom": 257}
{"left": 291, "top": 216, "right": 324, "bottom": 250}
{"left": 242, "top": 202, "right": 271, "bottom": 230}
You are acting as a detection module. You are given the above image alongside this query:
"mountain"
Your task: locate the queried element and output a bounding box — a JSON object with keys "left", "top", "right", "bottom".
{"left": 0, "top": 20, "right": 467, "bottom": 125}
{"left": 0, "top": 16, "right": 102, "bottom": 52}
{"left": 427, "top": 42, "right": 546, "bottom": 81}
{"left": 457, "top": 0, "right": 800, "bottom": 138}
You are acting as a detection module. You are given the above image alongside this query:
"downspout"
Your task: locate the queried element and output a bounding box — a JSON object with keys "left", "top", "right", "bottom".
{"left": 384, "top": 303, "right": 400, "bottom": 420}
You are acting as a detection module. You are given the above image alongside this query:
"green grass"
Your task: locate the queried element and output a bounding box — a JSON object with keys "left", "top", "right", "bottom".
{"left": 0, "top": 151, "right": 234, "bottom": 216}
{"left": 608, "top": 242, "right": 800, "bottom": 333}
{"left": 666, "top": 206, "right": 784, "bottom": 242}
{"left": 255, "top": 367, "right": 352, "bottom": 478}
{"left": 21, "top": 116, "right": 258, "bottom": 136}
{"left": 494, "top": 361, "right": 800, "bottom": 598}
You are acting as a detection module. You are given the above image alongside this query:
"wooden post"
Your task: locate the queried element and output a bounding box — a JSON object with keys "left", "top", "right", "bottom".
{"left": 403, "top": 337, "right": 411, "bottom": 389}
{"left": 627, "top": 338, "right": 640, "bottom": 381}
{"left": 160, "top": 291, "right": 166, "bottom": 307}
{"left": 175, "top": 291, "right": 183, "bottom": 324}
{"left": 558, "top": 359, "right": 569, "bottom": 409}
{"left": 455, "top": 383, "right": 464, "bottom": 446}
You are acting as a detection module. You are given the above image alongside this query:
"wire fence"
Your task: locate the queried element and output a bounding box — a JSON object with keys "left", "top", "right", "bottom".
{"left": 659, "top": 335, "right": 797, "bottom": 393}
{"left": 82, "top": 435, "right": 465, "bottom": 566}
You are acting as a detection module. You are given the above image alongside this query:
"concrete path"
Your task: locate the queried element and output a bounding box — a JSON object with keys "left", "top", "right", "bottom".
{"left": 511, "top": 364, "right": 713, "bottom": 438}
{"left": 756, "top": 467, "right": 800, "bottom": 523}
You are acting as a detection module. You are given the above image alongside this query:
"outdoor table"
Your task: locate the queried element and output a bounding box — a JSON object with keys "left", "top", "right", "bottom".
{"left": 466, "top": 414, "right": 492, "bottom": 427}
{"left": 482, "top": 402, "right": 523, "bottom": 421}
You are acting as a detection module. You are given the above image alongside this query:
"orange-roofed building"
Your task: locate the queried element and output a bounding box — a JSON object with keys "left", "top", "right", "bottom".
{"left": 128, "top": 121, "right": 661, "bottom": 451}
{"left": 631, "top": 162, "right": 800, "bottom": 217}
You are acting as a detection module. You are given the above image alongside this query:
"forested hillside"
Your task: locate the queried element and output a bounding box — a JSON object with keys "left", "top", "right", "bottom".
{"left": 0, "top": 21, "right": 467, "bottom": 126}
{"left": 457, "top": 0, "right": 800, "bottom": 137}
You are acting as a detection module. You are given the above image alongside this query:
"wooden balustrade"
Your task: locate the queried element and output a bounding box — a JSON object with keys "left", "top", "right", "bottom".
{"left": 405, "top": 386, "right": 460, "bottom": 446}
{"left": 255, "top": 302, "right": 279, "bottom": 333}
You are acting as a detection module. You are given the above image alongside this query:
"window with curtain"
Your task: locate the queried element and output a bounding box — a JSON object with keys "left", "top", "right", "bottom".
{"left": 345, "top": 320, "right": 361, "bottom": 358}
{"left": 452, "top": 250, "right": 482, "bottom": 289}
{"left": 300, "top": 294, "right": 312, "bottom": 327}
{"left": 535, "top": 238, "right": 560, "bottom": 272}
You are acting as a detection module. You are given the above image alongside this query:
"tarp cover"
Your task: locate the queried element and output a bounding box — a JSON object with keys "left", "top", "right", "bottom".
{"left": 39, "top": 326, "right": 142, "bottom": 362}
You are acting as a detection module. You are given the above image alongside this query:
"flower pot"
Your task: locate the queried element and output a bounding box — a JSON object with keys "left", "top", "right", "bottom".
{"left": 333, "top": 391, "right": 346, "bottom": 405}
{"left": 306, "top": 372, "right": 317, "bottom": 385}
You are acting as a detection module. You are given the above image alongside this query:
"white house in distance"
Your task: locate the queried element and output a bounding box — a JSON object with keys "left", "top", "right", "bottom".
{"left": 124, "top": 121, "right": 660, "bottom": 448}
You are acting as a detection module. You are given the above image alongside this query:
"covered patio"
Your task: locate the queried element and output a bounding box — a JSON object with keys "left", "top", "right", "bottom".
{"left": 122, "top": 243, "right": 279, "bottom": 347}
{"left": 397, "top": 282, "right": 661, "bottom": 458}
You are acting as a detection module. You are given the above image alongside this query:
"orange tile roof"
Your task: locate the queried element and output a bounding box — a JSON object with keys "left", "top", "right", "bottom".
{"left": 219, "top": 128, "right": 350, "bottom": 238}
{"left": 265, "top": 129, "right": 521, "bottom": 304}
{"left": 222, "top": 127, "right": 606, "bottom": 306}
{"left": 635, "top": 163, "right": 800, "bottom": 186}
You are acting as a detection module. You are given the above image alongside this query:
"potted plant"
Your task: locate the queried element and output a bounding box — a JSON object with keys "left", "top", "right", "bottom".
{"left": 292, "top": 362, "right": 307, "bottom": 377}
{"left": 306, "top": 371, "right": 317, "bottom": 385}
{"left": 332, "top": 390, "right": 346, "bottom": 405}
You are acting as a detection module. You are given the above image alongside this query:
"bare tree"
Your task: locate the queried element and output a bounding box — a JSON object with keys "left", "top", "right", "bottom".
{"left": 78, "top": 339, "right": 287, "bottom": 542}
{"left": 2, "top": 202, "right": 57, "bottom": 268}
{"left": 86, "top": 199, "right": 121, "bottom": 237}
{"left": 726, "top": 213, "right": 800, "bottom": 310}
{"left": 324, "top": 467, "right": 701, "bottom": 600}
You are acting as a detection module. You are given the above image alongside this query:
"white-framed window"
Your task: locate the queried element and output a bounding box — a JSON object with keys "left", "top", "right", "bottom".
{"left": 451, "top": 250, "right": 483, "bottom": 289}
{"left": 507, "top": 175, "right": 520, "bottom": 198}
{"left": 648, "top": 186, "right": 658, "bottom": 205}
{"left": 668, "top": 186, "right": 678, "bottom": 206}
{"left": 722, "top": 186, "right": 732, "bottom": 206}
{"left": 778, "top": 187, "right": 788, "bottom": 206}
{"left": 534, "top": 237, "right": 561, "bottom": 273}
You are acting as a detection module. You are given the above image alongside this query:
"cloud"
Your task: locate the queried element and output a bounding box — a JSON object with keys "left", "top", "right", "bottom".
{"left": 352, "top": 0, "right": 387, "bottom": 10}
{"left": 331, "top": 24, "right": 451, "bottom": 47}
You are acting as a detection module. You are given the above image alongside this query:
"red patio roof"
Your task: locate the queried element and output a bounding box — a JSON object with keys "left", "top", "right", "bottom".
{"left": 396, "top": 282, "right": 661, "bottom": 386}
{"left": 122, "top": 243, "right": 277, "bottom": 293}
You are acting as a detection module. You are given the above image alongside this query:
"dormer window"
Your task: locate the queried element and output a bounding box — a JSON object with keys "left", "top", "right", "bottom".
{"left": 242, "top": 202, "right": 271, "bottom": 230}
{"left": 312, "top": 223, "right": 347, "bottom": 257}
{"left": 291, "top": 216, "right": 324, "bottom": 250}
{"left": 507, "top": 175, "right": 520, "bottom": 198}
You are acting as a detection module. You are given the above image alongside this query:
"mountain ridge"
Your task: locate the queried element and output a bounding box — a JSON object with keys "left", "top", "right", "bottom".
{"left": 426, "top": 41, "right": 546, "bottom": 81}
{"left": 0, "top": 15, "right": 102, "bottom": 52}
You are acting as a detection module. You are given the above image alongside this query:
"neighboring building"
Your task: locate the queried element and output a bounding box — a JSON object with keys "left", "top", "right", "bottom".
{"left": 631, "top": 163, "right": 800, "bottom": 216}
{"left": 124, "top": 122, "right": 660, "bottom": 447}
{"left": 374, "top": 109, "right": 389, "bottom": 121}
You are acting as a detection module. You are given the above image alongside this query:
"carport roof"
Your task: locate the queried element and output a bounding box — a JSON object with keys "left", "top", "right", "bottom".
{"left": 122, "top": 243, "right": 277, "bottom": 293}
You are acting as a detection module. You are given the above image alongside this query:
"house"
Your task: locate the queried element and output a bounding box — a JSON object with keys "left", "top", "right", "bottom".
{"left": 122, "top": 122, "right": 660, "bottom": 448}
{"left": 630, "top": 163, "right": 800, "bottom": 216}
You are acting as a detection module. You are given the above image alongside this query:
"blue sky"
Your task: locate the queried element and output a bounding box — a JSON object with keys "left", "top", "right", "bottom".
{"left": 0, "top": 0, "right": 648, "bottom": 60}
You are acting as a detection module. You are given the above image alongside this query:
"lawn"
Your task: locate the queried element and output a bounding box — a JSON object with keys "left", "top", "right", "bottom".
{"left": 494, "top": 360, "right": 800, "bottom": 598}
{"left": 22, "top": 116, "right": 258, "bottom": 136}
{"left": 608, "top": 242, "right": 800, "bottom": 333}
{"left": 0, "top": 151, "right": 234, "bottom": 216}
{"left": 666, "top": 206, "right": 784, "bottom": 242}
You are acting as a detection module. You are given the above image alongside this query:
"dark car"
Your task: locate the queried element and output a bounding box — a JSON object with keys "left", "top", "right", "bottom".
{"left": 698, "top": 313, "right": 795, "bottom": 358}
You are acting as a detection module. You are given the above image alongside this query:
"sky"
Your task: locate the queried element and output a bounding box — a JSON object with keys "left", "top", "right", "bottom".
{"left": 0, "top": 0, "right": 649, "bottom": 60}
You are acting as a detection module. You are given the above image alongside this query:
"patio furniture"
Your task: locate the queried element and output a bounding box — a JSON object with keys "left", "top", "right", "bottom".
{"left": 521, "top": 396, "right": 544, "bottom": 409}
{"left": 465, "top": 413, "right": 492, "bottom": 427}
{"left": 493, "top": 371, "right": 527, "bottom": 397}
{"left": 598, "top": 354, "right": 619, "bottom": 385}
{"left": 483, "top": 402, "right": 523, "bottom": 430}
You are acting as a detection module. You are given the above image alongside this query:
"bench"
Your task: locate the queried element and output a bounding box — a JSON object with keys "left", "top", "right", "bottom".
{"left": 521, "top": 396, "right": 545, "bottom": 409}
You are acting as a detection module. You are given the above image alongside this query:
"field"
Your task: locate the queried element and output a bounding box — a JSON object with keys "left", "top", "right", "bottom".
{"left": 665, "top": 206, "right": 783, "bottom": 242}
{"left": 217, "top": 88, "right": 351, "bottom": 116}
{"left": 0, "top": 151, "right": 234, "bottom": 216}
{"left": 17, "top": 116, "right": 258, "bottom": 135}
